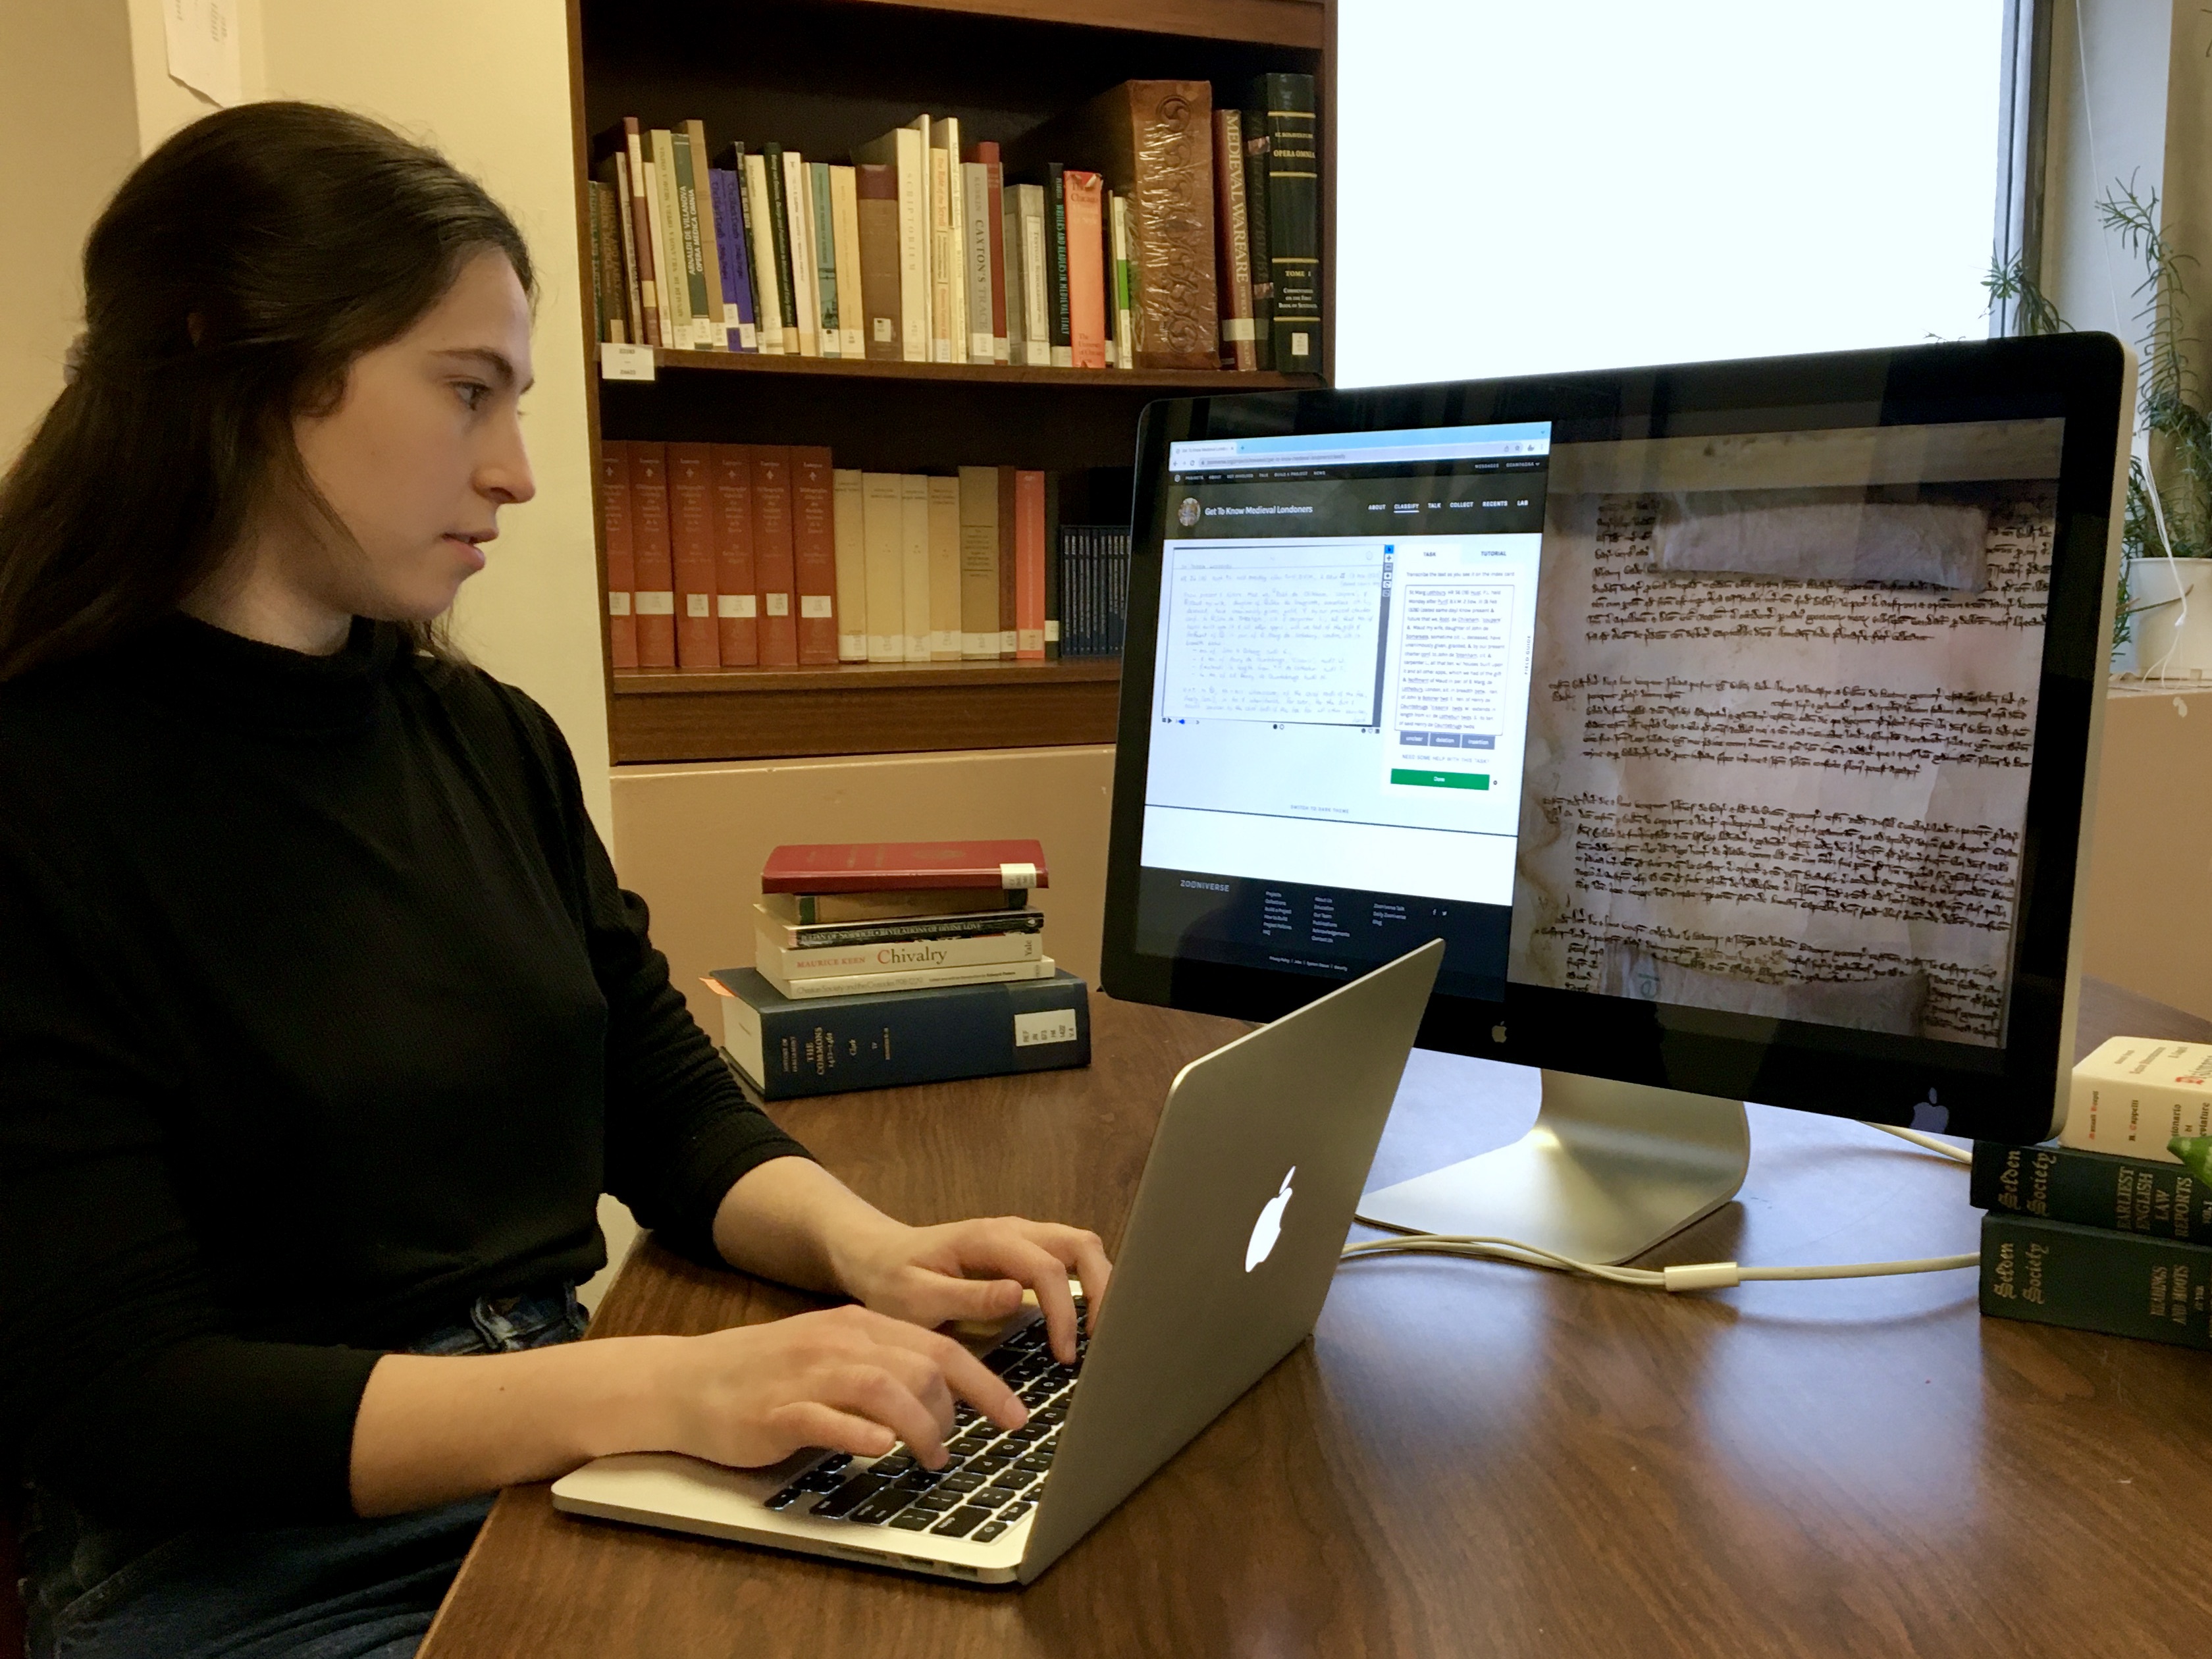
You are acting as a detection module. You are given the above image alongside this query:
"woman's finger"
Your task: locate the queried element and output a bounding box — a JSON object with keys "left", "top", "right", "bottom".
{"left": 1038, "top": 1224, "right": 1113, "bottom": 1332}
{"left": 762, "top": 1400, "right": 896, "bottom": 1465}
{"left": 885, "top": 1268, "right": 1025, "bottom": 1329}
{"left": 817, "top": 1361, "right": 957, "bottom": 1468}
{"left": 874, "top": 1319, "right": 1026, "bottom": 1430}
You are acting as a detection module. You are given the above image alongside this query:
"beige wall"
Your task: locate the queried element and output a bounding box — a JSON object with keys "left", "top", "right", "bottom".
{"left": 2080, "top": 690, "right": 2212, "bottom": 1018}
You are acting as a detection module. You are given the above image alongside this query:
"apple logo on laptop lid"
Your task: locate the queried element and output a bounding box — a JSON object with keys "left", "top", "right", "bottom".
{"left": 1246, "top": 1167, "right": 1295, "bottom": 1272}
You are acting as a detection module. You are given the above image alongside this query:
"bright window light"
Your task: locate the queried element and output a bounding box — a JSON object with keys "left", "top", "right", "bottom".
{"left": 1334, "top": 1, "right": 2007, "bottom": 386}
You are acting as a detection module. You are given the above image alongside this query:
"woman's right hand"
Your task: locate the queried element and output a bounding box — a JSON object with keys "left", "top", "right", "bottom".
{"left": 645, "top": 1304, "right": 1028, "bottom": 1471}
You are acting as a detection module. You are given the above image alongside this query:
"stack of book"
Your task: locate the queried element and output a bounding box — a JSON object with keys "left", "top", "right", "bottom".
{"left": 585, "top": 74, "right": 1320, "bottom": 376}
{"left": 1976, "top": 1036, "right": 2212, "bottom": 1349}
{"left": 706, "top": 840, "right": 1092, "bottom": 1101}
{"left": 602, "top": 443, "right": 1132, "bottom": 672}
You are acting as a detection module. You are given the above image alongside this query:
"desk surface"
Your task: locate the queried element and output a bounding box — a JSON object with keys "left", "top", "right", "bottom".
{"left": 421, "top": 980, "right": 2212, "bottom": 1659}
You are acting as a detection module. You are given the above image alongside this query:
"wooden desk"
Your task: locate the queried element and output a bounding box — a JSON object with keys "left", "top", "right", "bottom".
{"left": 421, "top": 981, "right": 2212, "bottom": 1658}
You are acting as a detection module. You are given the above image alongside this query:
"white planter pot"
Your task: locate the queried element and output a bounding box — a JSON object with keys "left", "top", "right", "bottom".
{"left": 2122, "top": 556, "right": 2212, "bottom": 677}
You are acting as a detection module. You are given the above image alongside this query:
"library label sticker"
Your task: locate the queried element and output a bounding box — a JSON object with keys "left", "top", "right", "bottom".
{"left": 599, "top": 342, "right": 656, "bottom": 382}
{"left": 1013, "top": 1009, "right": 1079, "bottom": 1048}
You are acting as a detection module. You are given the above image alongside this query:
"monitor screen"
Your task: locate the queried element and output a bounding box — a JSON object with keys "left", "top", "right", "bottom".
{"left": 1103, "top": 339, "right": 2128, "bottom": 1140}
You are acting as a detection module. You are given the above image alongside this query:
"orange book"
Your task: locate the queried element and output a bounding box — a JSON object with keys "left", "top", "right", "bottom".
{"left": 710, "top": 444, "right": 759, "bottom": 666}
{"left": 752, "top": 445, "right": 800, "bottom": 667}
{"left": 667, "top": 442, "right": 722, "bottom": 669}
{"left": 600, "top": 441, "right": 639, "bottom": 671}
{"left": 789, "top": 445, "right": 839, "bottom": 665}
{"left": 629, "top": 442, "right": 677, "bottom": 669}
{"left": 1064, "top": 171, "right": 1107, "bottom": 370}
{"left": 1014, "top": 469, "right": 1046, "bottom": 660}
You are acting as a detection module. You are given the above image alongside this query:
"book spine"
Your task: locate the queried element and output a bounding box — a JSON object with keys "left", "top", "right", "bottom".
{"left": 2063, "top": 1039, "right": 2212, "bottom": 1161}
{"left": 996, "top": 465, "right": 1019, "bottom": 658}
{"left": 674, "top": 128, "right": 720, "bottom": 349}
{"left": 829, "top": 165, "right": 865, "bottom": 359}
{"left": 810, "top": 161, "right": 841, "bottom": 358}
{"left": 791, "top": 446, "right": 839, "bottom": 666}
{"left": 741, "top": 151, "right": 785, "bottom": 354}
{"left": 1015, "top": 469, "right": 1046, "bottom": 660}
{"left": 853, "top": 163, "right": 903, "bottom": 362}
{"left": 1018, "top": 186, "right": 1051, "bottom": 369}
{"left": 600, "top": 441, "right": 639, "bottom": 670}
{"left": 762, "top": 929, "right": 1045, "bottom": 982}
{"left": 1064, "top": 171, "right": 1107, "bottom": 371}
{"left": 898, "top": 473, "right": 932, "bottom": 663}
{"left": 608, "top": 151, "right": 645, "bottom": 345}
{"left": 861, "top": 471, "right": 905, "bottom": 664}
{"left": 1001, "top": 190, "right": 1026, "bottom": 365}
{"left": 1980, "top": 1213, "right": 2212, "bottom": 1350}
{"left": 1109, "top": 193, "right": 1134, "bottom": 371}
{"left": 1213, "top": 109, "right": 1256, "bottom": 372}
{"left": 586, "top": 182, "right": 610, "bottom": 343}
{"left": 766, "top": 908, "right": 1047, "bottom": 951}
{"left": 898, "top": 128, "right": 928, "bottom": 362}
{"left": 718, "top": 970, "right": 1091, "bottom": 1101}
{"left": 1240, "top": 109, "right": 1274, "bottom": 370}
{"left": 928, "top": 134, "right": 955, "bottom": 362}
{"left": 667, "top": 442, "right": 722, "bottom": 668}
{"left": 629, "top": 442, "right": 677, "bottom": 668}
{"left": 684, "top": 121, "right": 729, "bottom": 350}
{"left": 710, "top": 444, "right": 759, "bottom": 666}
{"left": 760, "top": 144, "right": 801, "bottom": 350}
{"left": 1259, "top": 72, "right": 1321, "bottom": 374}
{"left": 621, "top": 118, "right": 664, "bottom": 348}
{"left": 640, "top": 158, "right": 677, "bottom": 349}
{"left": 1043, "top": 473, "right": 1061, "bottom": 660}
{"left": 971, "top": 144, "right": 1009, "bottom": 363}
{"left": 766, "top": 957, "right": 1055, "bottom": 1001}
{"left": 710, "top": 169, "right": 757, "bottom": 350}
{"left": 926, "top": 474, "right": 961, "bottom": 662}
{"left": 958, "top": 465, "right": 999, "bottom": 660}
{"left": 648, "top": 132, "right": 695, "bottom": 348}
{"left": 751, "top": 446, "right": 799, "bottom": 666}
{"left": 962, "top": 160, "right": 995, "bottom": 363}
{"left": 781, "top": 149, "right": 820, "bottom": 357}
{"left": 832, "top": 467, "right": 867, "bottom": 662}
{"left": 1972, "top": 1140, "right": 2212, "bottom": 1240}
{"left": 1045, "top": 164, "right": 1073, "bottom": 369}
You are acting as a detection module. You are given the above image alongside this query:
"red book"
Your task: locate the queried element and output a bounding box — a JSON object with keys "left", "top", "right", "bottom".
{"left": 629, "top": 442, "right": 677, "bottom": 669}
{"left": 751, "top": 446, "right": 799, "bottom": 667}
{"left": 599, "top": 440, "right": 639, "bottom": 671}
{"left": 1064, "top": 171, "right": 1107, "bottom": 371}
{"left": 1014, "top": 469, "right": 1046, "bottom": 661}
{"left": 762, "top": 839, "right": 1051, "bottom": 894}
{"left": 789, "top": 445, "right": 839, "bottom": 665}
{"left": 710, "top": 444, "right": 758, "bottom": 666}
{"left": 965, "top": 141, "right": 1008, "bottom": 362}
{"left": 668, "top": 442, "right": 722, "bottom": 669}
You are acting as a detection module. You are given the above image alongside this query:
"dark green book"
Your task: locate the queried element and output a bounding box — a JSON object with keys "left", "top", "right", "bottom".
{"left": 1251, "top": 72, "right": 1320, "bottom": 375}
{"left": 1045, "top": 163, "right": 1073, "bottom": 367}
{"left": 1980, "top": 1213, "right": 2212, "bottom": 1350}
{"left": 1240, "top": 103, "right": 1274, "bottom": 370}
{"left": 760, "top": 142, "right": 801, "bottom": 337}
{"left": 1972, "top": 1140, "right": 2212, "bottom": 1240}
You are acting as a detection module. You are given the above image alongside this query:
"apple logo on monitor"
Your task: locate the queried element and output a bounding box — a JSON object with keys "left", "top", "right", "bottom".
{"left": 1246, "top": 1167, "right": 1296, "bottom": 1272}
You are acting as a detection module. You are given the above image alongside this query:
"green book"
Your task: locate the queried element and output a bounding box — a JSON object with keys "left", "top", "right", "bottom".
{"left": 810, "top": 159, "right": 840, "bottom": 356}
{"left": 1972, "top": 1140, "right": 2212, "bottom": 1240}
{"left": 760, "top": 142, "right": 800, "bottom": 336}
{"left": 670, "top": 132, "right": 714, "bottom": 348}
{"left": 1980, "top": 1212, "right": 2212, "bottom": 1350}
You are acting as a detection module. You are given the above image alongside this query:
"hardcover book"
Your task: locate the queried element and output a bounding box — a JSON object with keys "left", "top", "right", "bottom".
{"left": 1974, "top": 1140, "right": 2212, "bottom": 1240}
{"left": 683, "top": 120, "right": 729, "bottom": 349}
{"left": 751, "top": 445, "right": 800, "bottom": 666}
{"left": 760, "top": 887, "right": 1030, "bottom": 927}
{"left": 1253, "top": 72, "right": 1321, "bottom": 373}
{"left": 790, "top": 446, "right": 840, "bottom": 665}
{"left": 851, "top": 124, "right": 928, "bottom": 362}
{"left": 1212, "top": 109, "right": 1257, "bottom": 372}
{"left": 899, "top": 473, "right": 932, "bottom": 663}
{"left": 753, "top": 898, "right": 1043, "bottom": 951}
{"left": 1064, "top": 170, "right": 1107, "bottom": 370}
{"left": 666, "top": 442, "right": 722, "bottom": 668}
{"left": 1043, "top": 164, "right": 1073, "bottom": 369}
{"left": 628, "top": 442, "right": 677, "bottom": 668}
{"left": 2063, "top": 1038, "right": 2212, "bottom": 1161}
{"left": 1981, "top": 1212, "right": 2212, "bottom": 1351}
{"left": 757, "top": 928, "right": 1045, "bottom": 986}
{"left": 832, "top": 468, "right": 867, "bottom": 662}
{"left": 860, "top": 471, "right": 905, "bottom": 664}
{"left": 710, "top": 444, "right": 759, "bottom": 666}
{"left": 599, "top": 441, "right": 638, "bottom": 670}
{"left": 854, "top": 162, "right": 903, "bottom": 361}
{"left": 759, "top": 956, "right": 1053, "bottom": 1001}
{"left": 761, "top": 840, "right": 1050, "bottom": 894}
{"left": 957, "top": 466, "right": 1001, "bottom": 659}
{"left": 927, "top": 475, "right": 962, "bottom": 661}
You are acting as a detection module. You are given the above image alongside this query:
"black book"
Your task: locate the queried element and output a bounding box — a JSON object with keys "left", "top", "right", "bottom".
{"left": 1251, "top": 73, "right": 1320, "bottom": 375}
{"left": 1970, "top": 1139, "right": 2212, "bottom": 1240}
{"left": 1240, "top": 103, "right": 1275, "bottom": 370}
{"left": 759, "top": 142, "right": 801, "bottom": 337}
{"left": 1045, "top": 163, "right": 1074, "bottom": 367}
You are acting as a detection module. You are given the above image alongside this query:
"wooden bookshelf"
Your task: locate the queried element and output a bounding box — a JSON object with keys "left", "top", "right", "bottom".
{"left": 569, "top": 0, "right": 1336, "bottom": 763}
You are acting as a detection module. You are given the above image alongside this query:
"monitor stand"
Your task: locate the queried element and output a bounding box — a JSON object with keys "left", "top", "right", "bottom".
{"left": 1357, "top": 1070, "right": 1751, "bottom": 1265}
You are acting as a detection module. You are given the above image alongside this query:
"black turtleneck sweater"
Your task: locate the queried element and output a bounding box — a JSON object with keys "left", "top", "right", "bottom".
{"left": 0, "top": 616, "right": 809, "bottom": 1527}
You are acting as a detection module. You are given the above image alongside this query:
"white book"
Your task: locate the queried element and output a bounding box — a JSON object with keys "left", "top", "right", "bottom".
{"left": 742, "top": 154, "right": 785, "bottom": 354}
{"left": 779, "top": 149, "right": 819, "bottom": 357}
{"left": 828, "top": 165, "right": 866, "bottom": 359}
{"left": 898, "top": 473, "right": 932, "bottom": 662}
{"left": 832, "top": 467, "right": 867, "bottom": 662}
{"left": 647, "top": 134, "right": 696, "bottom": 350}
{"left": 1015, "top": 184, "right": 1051, "bottom": 369}
{"left": 639, "top": 158, "right": 675, "bottom": 349}
{"left": 1110, "top": 192, "right": 1135, "bottom": 369}
{"left": 962, "top": 161, "right": 995, "bottom": 364}
{"left": 758, "top": 927, "right": 1045, "bottom": 984}
{"left": 760, "top": 956, "right": 1055, "bottom": 1001}
{"left": 926, "top": 474, "right": 961, "bottom": 661}
{"left": 932, "top": 117, "right": 966, "bottom": 363}
{"left": 861, "top": 472, "right": 904, "bottom": 664}
{"left": 2063, "top": 1038, "right": 2212, "bottom": 1161}
{"left": 853, "top": 124, "right": 928, "bottom": 363}
{"left": 924, "top": 130, "right": 955, "bottom": 361}
{"left": 1001, "top": 194, "right": 1026, "bottom": 365}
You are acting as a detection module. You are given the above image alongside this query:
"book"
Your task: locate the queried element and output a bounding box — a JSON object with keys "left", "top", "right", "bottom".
{"left": 760, "top": 955, "right": 1054, "bottom": 1002}
{"left": 1971, "top": 1140, "right": 2212, "bottom": 1240}
{"left": 1043, "top": 165, "right": 1073, "bottom": 369}
{"left": 1043, "top": 471, "right": 1061, "bottom": 660}
{"left": 760, "top": 887, "right": 1031, "bottom": 926}
{"left": 760, "top": 143, "right": 802, "bottom": 355}
{"left": 998, "top": 172, "right": 1026, "bottom": 365}
{"left": 831, "top": 467, "right": 867, "bottom": 662}
{"left": 1109, "top": 192, "right": 1136, "bottom": 371}
{"left": 1981, "top": 1212, "right": 2212, "bottom": 1351}
{"left": 957, "top": 465, "right": 1000, "bottom": 659}
{"left": 1013, "top": 184, "right": 1051, "bottom": 370}
{"left": 967, "top": 142, "right": 1009, "bottom": 363}
{"left": 828, "top": 165, "right": 865, "bottom": 359}
{"left": 1254, "top": 72, "right": 1321, "bottom": 374}
{"left": 809, "top": 159, "right": 841, "bottom": 358}
{"left": 587, "top": 181, "right": 618, "bottom": 343}
{"left": 996, "top": 464, "right": 1019, "bottom": 656}
{"left": 758, "top": 928, "right": 1045, "bottom": 988}
{"left": 629, "top": 442, "right": 677, "bottom": 668}
{"left": 1015, "top": 469, "right": 1046, "bottom": 660}
{"left": 854, "top": 162, "right": 903, "bottom": 361}
{"left": 928, "top": 115, "right": 964, "bottom": 362}
{"left": 781, "top": 147, "right": 821, "bottom": 357}
{"left": 2063, "top": 1038, "right": 2212, "bottom": 1161}
{"left": 739, "top": 149, "right": 785, "bottom": 354}
{"left": 648, "top": 131, "right": 696, "bottom": 349}
{"left": 852, "top": 123, "right": 928, "bottom": 363}
{"left": 616, "top": 119, "right": 663, "bottom": 347}
{"left": 709, "top": 444, "right": 758, "bottom": 666}
{"left": 1213, "top": 109, "right": 1256, "bottom": 372}
{"left": 670, "top": 131, "right": 715, "bottom": 348}
{"left": 762, "top": 839, "right": 1049, "bottom": 893}
{"left": 1063, "top": 171, "right": 1107, "bottom": 371}
{"left": 754, "top": 899, "right": 1045, "bottom": 951}
{"left": 1009, "top": 82, "right": 1219, "bottom": 370}
{"left": 861, "top": 471, "right": 905, "bottom": 664}
{"left": 751, "top": 445, "right": 799, "bottom": 666}
{"left": 961, "top": 159, "right": 995, "bottom": 363}
{"left": 927, "top": 475, "right": 961, "bottom": 662}
{"left": 667, "top": 442, "right": 722, "bottom": 667}
{"left": 707, "top": 966, "right": 1091, "bottom": 1101}
{"left": 603, "top": 151, "right": 645, "bottom": 345}
{"left": 639, "top": 155, "right": 677, "bottom": 350}
{"left": 680, "top": 123, "right": 727, "bottom": 349}
{"left": 1240, "top": 103, "right": 1274, "bottom": 369}
{"left": 899, "top": 473, "right": 932, "bottom": 663}
{"left": 599, "top": 440, "right": 638, "bottom": 670}
{"left": 708, "top": 168, "right": 757, "bottom": 350}
{"left": 791, "top": 446, "right": 839, "bottom": 665}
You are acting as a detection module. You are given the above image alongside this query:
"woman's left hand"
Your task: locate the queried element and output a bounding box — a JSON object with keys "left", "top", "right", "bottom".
{"left": 832, "top": 1215, "right": 1112, "bottom": 1364}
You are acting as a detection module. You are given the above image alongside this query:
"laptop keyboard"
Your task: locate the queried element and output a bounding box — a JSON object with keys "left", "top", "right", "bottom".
{"left": 762, "top": 1302, "right": 1087, "bottom": 1546}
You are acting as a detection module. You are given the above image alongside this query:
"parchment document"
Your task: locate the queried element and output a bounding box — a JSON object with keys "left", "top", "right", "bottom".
{"left": 1509, "top": 443, "right": 2058, "bottom": 1047}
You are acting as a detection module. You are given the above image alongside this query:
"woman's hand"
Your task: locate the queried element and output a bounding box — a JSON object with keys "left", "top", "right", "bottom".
{"left": 830, "top": 1215, "right": 1114, "bottom": 1364}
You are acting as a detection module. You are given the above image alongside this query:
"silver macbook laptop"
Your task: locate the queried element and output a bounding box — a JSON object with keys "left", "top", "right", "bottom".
{"left": 550, "top": 938, "right": 1444, "bottom": 1585}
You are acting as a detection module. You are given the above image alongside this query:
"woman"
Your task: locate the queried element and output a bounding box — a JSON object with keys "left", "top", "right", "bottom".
{"left": 0, "top": 102, "right": 1107, "bottom": 1659}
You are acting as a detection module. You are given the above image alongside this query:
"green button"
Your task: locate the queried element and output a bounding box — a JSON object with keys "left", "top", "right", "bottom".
{"left": 1391, "top": 769, "right": 1488, "bottom": 790}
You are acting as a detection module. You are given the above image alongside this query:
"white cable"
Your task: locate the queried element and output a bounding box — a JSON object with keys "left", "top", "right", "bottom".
{"left": 1342, "top": 1117, "right": 1978, "bottom": 1292}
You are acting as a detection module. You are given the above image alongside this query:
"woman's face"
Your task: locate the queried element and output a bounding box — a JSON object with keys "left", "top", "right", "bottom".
{"left": 290, "top": 249, "right": 537, "bottom": 622}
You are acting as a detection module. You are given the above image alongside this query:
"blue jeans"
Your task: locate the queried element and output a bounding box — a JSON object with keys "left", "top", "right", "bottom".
{"left": 19, "top": 1285, "right": 591, "bottom": 1659}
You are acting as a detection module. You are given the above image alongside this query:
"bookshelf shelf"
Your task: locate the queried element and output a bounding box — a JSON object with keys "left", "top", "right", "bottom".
{"left": 627, "top": 349, "right": 1323, "bottom": 394}
{"left": 833, "top": 0, "right": 1327, "bottom": 51}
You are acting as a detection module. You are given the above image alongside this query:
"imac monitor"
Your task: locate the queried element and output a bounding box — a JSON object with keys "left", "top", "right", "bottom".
{"left": 1099, "top": 337, "right": 2131, "bottom": 1261}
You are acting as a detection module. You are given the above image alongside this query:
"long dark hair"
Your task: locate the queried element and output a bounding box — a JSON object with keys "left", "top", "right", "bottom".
{"left": 0, "top": 101, "right": 535, "bottom": 681}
